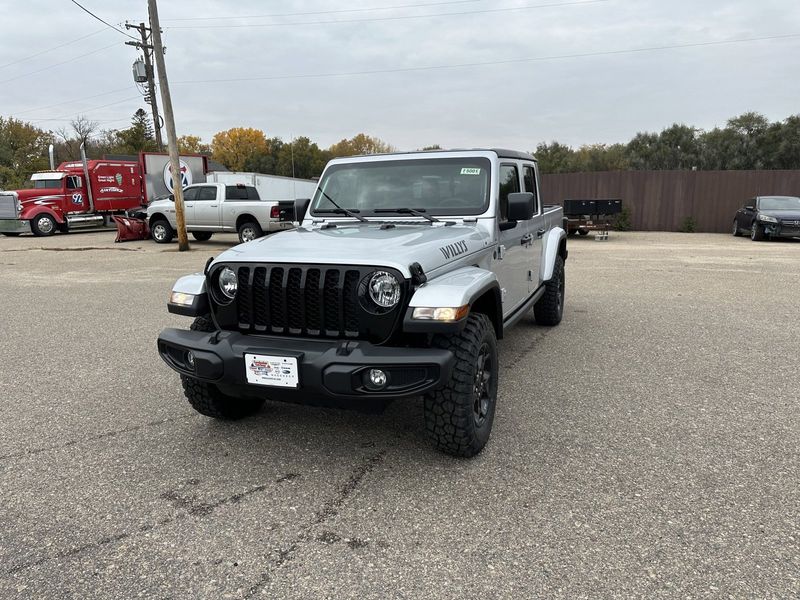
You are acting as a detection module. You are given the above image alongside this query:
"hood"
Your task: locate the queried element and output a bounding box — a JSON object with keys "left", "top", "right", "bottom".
{"left": 214, "top": 222, "right": 492, "bottom": 277}
{"left": 15, "top": 188, "right": 64, "bottom": 205}
{"left": 760, "top": 209, "right": 800, "bottom": 220}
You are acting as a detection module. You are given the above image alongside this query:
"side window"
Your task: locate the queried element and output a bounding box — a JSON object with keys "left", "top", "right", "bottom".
{"left": 522, "top": 165, "right": 539, "bottom": 214}
{"left": 182, "top": 187, "right": 199, "bottom": 201}
{"left": 498, "top": 165, "right": 520, "bottom": 222}
{"left": 67, "top": 176, "right": 81, "bottom": 189}
{"left": 246, "top": 186, "right": 260, "bottom": 200}
{"left": 225, "top": 185, "right": 248, "bottom": 200}
{"left": 197, "top": 186, "right": 217, "bottom": 201}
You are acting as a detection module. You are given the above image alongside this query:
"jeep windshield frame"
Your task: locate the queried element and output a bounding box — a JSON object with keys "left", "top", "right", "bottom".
{"left": 309, "top": 157, "right": 491, "bottom": 218}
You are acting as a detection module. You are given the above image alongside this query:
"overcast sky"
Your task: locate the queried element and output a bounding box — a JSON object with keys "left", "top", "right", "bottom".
{"left": 1, "top": 0, "right": 799, "bottom": 151}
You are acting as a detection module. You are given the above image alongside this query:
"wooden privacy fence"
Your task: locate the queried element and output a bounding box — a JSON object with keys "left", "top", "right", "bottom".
{"left": 539, "top": 170, "right": 800, "bottom": 233}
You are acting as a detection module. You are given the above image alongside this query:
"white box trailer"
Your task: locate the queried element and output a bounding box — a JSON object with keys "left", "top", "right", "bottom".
{"left": 205, "top": 171, "right": 317, "bottom": 202}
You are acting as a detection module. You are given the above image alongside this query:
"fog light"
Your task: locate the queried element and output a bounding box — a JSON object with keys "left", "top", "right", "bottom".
{"left": 186, "top": 351, "right": 195, "bottom": 369}
{"left": 368, "top": 368, "right": 387, "bottom": 388}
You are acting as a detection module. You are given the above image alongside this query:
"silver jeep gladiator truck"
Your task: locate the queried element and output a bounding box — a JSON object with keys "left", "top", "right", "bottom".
{"left": 157, "top": 149, "right": 567, "bottom": 456}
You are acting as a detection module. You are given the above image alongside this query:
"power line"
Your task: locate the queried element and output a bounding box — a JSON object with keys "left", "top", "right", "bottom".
{"left": 0, "top": 28, "right": 107, "bottom": 70}
{"left": 0, "top": 42, "right": 121, "bottom": 84}
{"left": 162, "top": 0, "right": 482, "bottom": 21}
{"left": 69, "top": 0, "right": 138, "bottom": 40}
{"left": 172, "top": 33, "right": 800, "bottom": 84}
{"left": 28, "top": 95, "right": 144, "bottom": 125}
{"left": 165, "top": 0, "right": 607, "bottom": 29}
{"left": 9, "top": 87, "right": 134, "bottom": 117}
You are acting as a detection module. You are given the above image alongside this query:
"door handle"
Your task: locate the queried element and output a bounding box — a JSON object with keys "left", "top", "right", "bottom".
{"left": 210, "top": 204, "right": 218, "bottom": 208}
{"left": 520, "top": 233, "right": 533, "bottom": 246}
{"left": 536, "top": 228, "right": 546, "bottom": 238}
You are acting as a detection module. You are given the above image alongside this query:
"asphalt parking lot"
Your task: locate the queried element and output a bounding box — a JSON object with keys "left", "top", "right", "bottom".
{"left": 1, "top": 230, "right": 798, "bottom": 598}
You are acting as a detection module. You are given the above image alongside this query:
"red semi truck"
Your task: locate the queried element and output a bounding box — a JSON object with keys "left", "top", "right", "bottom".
{"left": 0, "top": 148, "right": 208, "bottom": 237}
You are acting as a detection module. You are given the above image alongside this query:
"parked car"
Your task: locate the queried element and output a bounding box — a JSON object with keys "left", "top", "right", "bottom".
{"left": 147, "top": 182, "right": 296, "bottom": 244}
{"left": 156, "top": 149, "right": 568, "bottom": 457}
{"left": 733, "top": 196, "right": 800, "bottom": 241}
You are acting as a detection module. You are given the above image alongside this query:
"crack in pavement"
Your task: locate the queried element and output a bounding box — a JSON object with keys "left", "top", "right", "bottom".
{"left": 243, "top": 450, "right": 387, "bottom": 598}
{"left": 0, "top": 416, "right": 191, "bottom": 462}
{"left": 3, "top": 473, "right": 302, "bottom": 577}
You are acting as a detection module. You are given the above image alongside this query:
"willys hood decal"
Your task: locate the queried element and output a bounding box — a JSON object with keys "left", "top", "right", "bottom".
{"left": 214, "top": 223, "right": 491, "bottom": 277}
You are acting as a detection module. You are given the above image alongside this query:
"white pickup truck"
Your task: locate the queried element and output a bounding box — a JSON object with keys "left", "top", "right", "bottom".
{"left": 146, "top": 182, "right": 296, "bottom": 244}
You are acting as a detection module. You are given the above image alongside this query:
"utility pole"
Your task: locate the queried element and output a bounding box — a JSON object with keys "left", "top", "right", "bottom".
{"left": 147, "top": 0, "right": 189, "bottom": 251}
{"left": 124, "top": 22, "right": 163, "bottom": 150}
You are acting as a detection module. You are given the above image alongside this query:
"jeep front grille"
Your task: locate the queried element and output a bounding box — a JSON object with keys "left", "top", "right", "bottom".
{"left": 210, "top": 264, "right": 406, "bottom": 344}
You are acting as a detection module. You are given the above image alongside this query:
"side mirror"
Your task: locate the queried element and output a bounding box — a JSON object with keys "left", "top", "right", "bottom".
{"left": 294, "top": 198, "right": 311, "bottom": 223}
{"left": 507, "top": 192, "right": 534, "bottom": 221}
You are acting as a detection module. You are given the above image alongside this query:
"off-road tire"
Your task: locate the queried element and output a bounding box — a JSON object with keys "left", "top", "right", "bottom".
{"left": 151, "top": 219, "right": 174, "bottom": 244}
{"left": 181, "top": 313, "right": 264, "bottom": 419}
{"left": 423, "top": 313, "right": 498, "bottom": 458}
{"left": 180, "top": 375, "right": 264, "bottom": 420}
{"left": 192, "top": 232, "right": 213, "bottom": 241}
{"left": 534, "top": 255, "right": 565, "bottom": 326}
{"left": 732, "top": 219, "right": 742, "bottom": 236}
{"left": 31, "top": 214, "right": 57, "bottom": 237}
{"left": 751, "top": 222, "right": 766, "bottom": 241}
{"left": 238, "top": 221, "right": 263, "bottom": 244}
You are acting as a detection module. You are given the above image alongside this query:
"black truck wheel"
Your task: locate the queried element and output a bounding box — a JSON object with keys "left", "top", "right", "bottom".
{"left": 534, "top": 255, "right": 565, "bottom": 326}
{"left": 181, "top": 314, "right": 264, "bottom": 420}
{"left": 423, "top": 313, "right": 498, "bottom": 458}
{"left": 180, "top": 376, "right": 264, "bottom": 420}
{"left": 238, "top": 221, "right": 263, "bottom": 244}
{"left": 31, "top": 214, "right": 57, "bottom": 236}
{"left": 192, "top": 232, "right": 213, "bottom": 241}
{"left": 578, "top": 229, "right": 589, "bottom": 236}
{"left": 750, "top": 222, "right": 766, "bottom": 241}
{"left": 151, "top": 219, "right": 174, "bottom": 243}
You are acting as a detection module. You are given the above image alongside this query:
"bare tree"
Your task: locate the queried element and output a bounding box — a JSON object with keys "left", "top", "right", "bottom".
{"left": 54, "top": 115, "right": 99, "bottom": 160}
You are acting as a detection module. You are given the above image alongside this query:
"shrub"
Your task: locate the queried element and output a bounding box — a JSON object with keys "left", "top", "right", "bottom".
{"left": 679, "top": 216, "right": 697, "bottom": 233}
{"left": 612, "top": 206, "right": 632, "bottom": 231}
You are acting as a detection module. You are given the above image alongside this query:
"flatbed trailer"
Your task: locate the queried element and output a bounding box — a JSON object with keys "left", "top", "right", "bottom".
{"left": 563, "top": 199, "right": 622, "bottom": 238}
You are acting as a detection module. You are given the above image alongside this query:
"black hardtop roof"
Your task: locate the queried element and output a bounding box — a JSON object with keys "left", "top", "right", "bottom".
{"left": 333, "top": 148, "right": 537, "bottom": 162}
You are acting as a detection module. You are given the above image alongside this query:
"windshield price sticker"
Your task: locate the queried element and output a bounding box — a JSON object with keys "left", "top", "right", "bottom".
{"left": 460, "top": 168, "right": 481, "bottom": 175}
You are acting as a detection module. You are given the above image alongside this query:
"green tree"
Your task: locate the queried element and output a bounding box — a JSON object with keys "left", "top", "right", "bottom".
{"left": 113, "top": 109, "right": 158, "bottom": 154}
{"left": 534, "top": 141, "right": 576, "bottom": 174}
{"left": 177, "top": 134, "right": 210, "bottom": 155}
{"left": 276, "top": 137, "right": 328, "bottom": 179}
{"left": 0, "top": 117, "right": 52, "bottom": 189}
{"left": 328, "top": 133, "right": 394, "bottom": 157}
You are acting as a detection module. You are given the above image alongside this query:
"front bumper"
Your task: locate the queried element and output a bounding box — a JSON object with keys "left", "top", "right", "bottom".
{"left": 157, "top": 328, "right": 454, "bottom": 400}
{"left": 0, "top": 219, "right": 29, "bottom": 234}
{"left": 764, "top": 223, "right": 800, "bottom": 238}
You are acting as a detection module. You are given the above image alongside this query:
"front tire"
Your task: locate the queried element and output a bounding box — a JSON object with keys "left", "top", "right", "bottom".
{"left": 191, "top": 231, "right": 213, "bottom": 241}
{"left": 534, "top": 255, "right": 565, "bottom": 326}
{"left": 732, "top": 219, "right": 742, "bottom": 236}
{"left": 751, "top": 222, "right": 766, "bottom": 241}
{"left": 238, "top": 221, "right": 263, "bottom": 244}
{"left": 181, "top": 314, "right": 265, "bottom": 420}
{"left": 31, "top": 214, "right": 57, "bottom": 237}
{"left": 151, "top": 219, "right": 174, "bottom": 244}
{"left": 423, "top": 313, "right": 498, "bottom": 457}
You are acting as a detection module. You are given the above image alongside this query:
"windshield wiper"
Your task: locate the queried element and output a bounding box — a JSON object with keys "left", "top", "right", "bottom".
{"left": 373, "top": 207, "right": 439, "bottom": 223}
{"left": 315, "top": 189, "right": 367, "bottom": 222}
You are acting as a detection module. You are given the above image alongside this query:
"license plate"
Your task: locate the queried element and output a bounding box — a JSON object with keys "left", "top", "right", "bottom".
{"left": 244, "top": 354, "right": 299, "bottom": 388}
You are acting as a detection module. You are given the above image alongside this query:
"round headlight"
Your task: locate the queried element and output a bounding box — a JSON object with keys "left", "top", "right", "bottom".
{"left": 218, "top": 267, "right": 238, "bottom": 299}
{"left": 368, "top": 271, "right": 400, "bottom": 308}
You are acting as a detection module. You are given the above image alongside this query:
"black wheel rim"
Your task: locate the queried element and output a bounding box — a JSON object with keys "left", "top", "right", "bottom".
{"left": 556, "top": 268, "right": 565, "bottom": 317}
{"left": 733, "top": 220, "right": 738, "bottom": 234}
{"left": 751, "top": 223, "right": 756, "bottom": 240}
{"left": 473, "top": 343, "right": 494, "bottom": 427}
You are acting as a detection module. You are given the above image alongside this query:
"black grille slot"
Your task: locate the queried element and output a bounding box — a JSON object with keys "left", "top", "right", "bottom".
{"left": 305, "top": 268, "right": 322, "bottom": 332}
{"left": 268, "top": 267, "right": 285, "bottom": 330}
{"left": 237, "top": 267, "right": 252, "bottom": 327}
{"left": 343, "top": 270, "right": 361, "bottom": 334}
{"left": 252, "top": 267, "right": 268, "bottom": 329}
{"left": 323, "top": 270, "right": 340, "bottom": 332}
{"left": 287, "top": 268, "right": 304, "bottom": 331}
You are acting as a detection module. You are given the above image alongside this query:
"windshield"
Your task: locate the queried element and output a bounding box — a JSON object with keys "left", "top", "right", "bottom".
{"left": 310, "top": 157, "right": 491, "bottom": 217}
{"left": 32, "top": 179, "right": 62, "bottom": 190}
{"left": 760, "top": 196, "right": 800, "bottom": 211}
